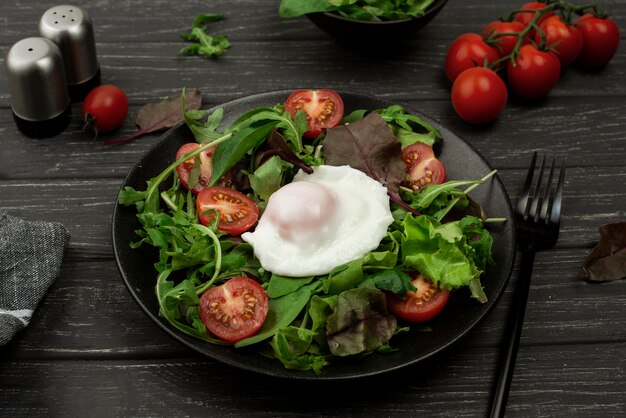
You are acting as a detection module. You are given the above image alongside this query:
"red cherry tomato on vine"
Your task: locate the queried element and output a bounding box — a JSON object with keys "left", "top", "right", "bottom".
{"left": 284, "top": 89, "right": 344, "bottom": 139}
{"left": 451, "top": 67, "right": 507, "bottom": 124}
{"left": 82, "top": 84, "right": 128, "bottom": 135}
{"left": 575, "top": 14, "right": 621, "bottom": 70}
{"left": 535, "top": 16, "right": 583, "bottom": 66}
{"left": 482, "top": 20, "right": 527, "bottom": 56}
{"left": 444, "top": 33, "right": 501, "bottom": 82}
{"left": 196, "top": 186, "right": 259, "bottom": 235}
{"left": 198, "top": 276, "right": 268, "bottom": 342}
{"left": 514, "top": 2, "right": 555, "bottom": 37}
{"left": 507, "top": 45, "right": 561, "bottom": 99}
{"left": 387, "top": 274, "right": 450, "bottom": 323}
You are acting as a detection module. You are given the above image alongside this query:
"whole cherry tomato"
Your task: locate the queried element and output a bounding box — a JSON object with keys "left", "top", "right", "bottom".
{"left": 82, "top": 84, "right": 128, "bottom": 136}
{"left": 575, "top": 14, "right": 621, "bottom": 70}
{"left": 482, "top": 20, "right": 527, "bottom": 56}
{"left": 507, "top": 45, "right": 561, "bottom": 99}
{"left": 451, "top": 67, "right": 508, "bottom": 124}
{"left": 444, "top": 33, "right": 501, "bottom": 82}
{"left": 514, "top": 2, "right": 555, "bottom": 37}
{"left": 536, "top": 15, "right": 583, "bottom": 66}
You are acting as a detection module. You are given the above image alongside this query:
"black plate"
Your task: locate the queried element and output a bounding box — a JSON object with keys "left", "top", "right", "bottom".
{"left": 112, "top": 90, "right": 516, "bottom": 380}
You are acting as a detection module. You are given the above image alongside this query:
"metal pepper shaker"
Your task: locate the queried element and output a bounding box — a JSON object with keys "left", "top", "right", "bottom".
{"left": 5, "top": 37, "right": 71, "bottom": 138}
{"left": 38, "top": 5, "right": 101, "bottom": 102}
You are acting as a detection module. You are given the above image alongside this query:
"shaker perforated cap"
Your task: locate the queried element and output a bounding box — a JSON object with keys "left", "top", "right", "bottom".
{"left": 6, "top": 37, "right": 71, "bottom": 137}
{"left": 39, "top": 5, "right": 100, "bottom": 101}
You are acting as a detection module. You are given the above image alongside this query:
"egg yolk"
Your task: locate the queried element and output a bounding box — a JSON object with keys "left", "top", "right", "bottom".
{"left": 264, "top": 181, "right": 338, "bottom": 244}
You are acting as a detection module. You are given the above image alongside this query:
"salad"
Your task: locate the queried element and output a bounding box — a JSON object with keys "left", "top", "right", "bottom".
{"left": 118, "top": 88, "right": 499, "bottom": 374}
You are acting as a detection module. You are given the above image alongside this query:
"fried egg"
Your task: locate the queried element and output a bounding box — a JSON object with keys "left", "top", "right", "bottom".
{"left": 241, "top": 165, "right": 393, "bottom": 277}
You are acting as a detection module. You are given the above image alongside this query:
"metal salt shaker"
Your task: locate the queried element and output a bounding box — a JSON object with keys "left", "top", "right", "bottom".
{"left": 5, "top": 37, "right": 71, "bottom": 138}
{"left": 39, "top": 5, "right": 101, "bottom": 102}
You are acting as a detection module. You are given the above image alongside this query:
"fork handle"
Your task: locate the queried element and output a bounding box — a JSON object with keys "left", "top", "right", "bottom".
{"left": 489, "top": 249, "right": 536, "bottom": 418}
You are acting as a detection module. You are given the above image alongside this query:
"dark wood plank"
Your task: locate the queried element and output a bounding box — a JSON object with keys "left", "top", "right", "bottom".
{"left": 1, "top": 342, "right": 624, "bottom": 417}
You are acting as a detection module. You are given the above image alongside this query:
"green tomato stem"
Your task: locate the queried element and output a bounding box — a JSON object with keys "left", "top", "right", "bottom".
{"left": 489, "top": 1, "right": 600, "bottom": 70}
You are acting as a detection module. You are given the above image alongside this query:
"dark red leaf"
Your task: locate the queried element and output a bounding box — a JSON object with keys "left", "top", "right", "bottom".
{"left": 582, "top": 221, "right": 626, "bottom": 282}
{"left": 323, "top": 112, "right": 417, "bottom": 214}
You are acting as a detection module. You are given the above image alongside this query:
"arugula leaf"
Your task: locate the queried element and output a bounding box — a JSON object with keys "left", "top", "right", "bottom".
{"left": 236, "top": 109, "right": 307, "bottom": 153}
{"left": 182, "top": 91, "right": 225, "bottom": 143}
{"left": 180, "top": 14, "right": 230, "bottom": 58}
{"left": 376, "top": 105, "right": 441, "bottom": 147}
{"left": 269, "top": 327, "right": 328, "bottom": 373}
{"left": 248, "top": 155, "right": 289, "bottom": 205}
{"left": 359, "top": 269, "right": 417, "bottom": 298}
{"left": 210, "top": 123, "right": 276, "bottom": 186}
{"left": 266, "top": 274, "right": 315, "bottom": 299}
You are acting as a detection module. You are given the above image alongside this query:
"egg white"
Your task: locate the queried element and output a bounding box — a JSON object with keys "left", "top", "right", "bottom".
{"left": 241, "top": 165, "right": 393, "bottom": 277}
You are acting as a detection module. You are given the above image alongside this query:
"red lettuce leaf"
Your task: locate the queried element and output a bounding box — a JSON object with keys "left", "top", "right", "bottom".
{"left": 583, "top": 221, "right": 626, "bottom": 282}
{"left": 105, "top": 88, "right": 202, "bottom": 145}
{"left": 254, "top": 129, "right": 313, "bottom": 174}
{"left": 323, "top": 112, "right": 417, "bottom": 214}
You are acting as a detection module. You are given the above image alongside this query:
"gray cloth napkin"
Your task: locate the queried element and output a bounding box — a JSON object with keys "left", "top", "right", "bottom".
{"left": 0, "top": 210, "right": 69, "bottom": 345}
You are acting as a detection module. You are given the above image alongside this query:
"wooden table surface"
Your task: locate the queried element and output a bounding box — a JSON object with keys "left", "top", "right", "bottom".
{"left": 1, "top": 0, "right": 625, "bottom": 416}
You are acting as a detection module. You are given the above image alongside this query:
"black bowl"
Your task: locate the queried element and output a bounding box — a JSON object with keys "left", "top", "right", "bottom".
{"left": 306, "top": 0, "right": 448, "bottom": 49}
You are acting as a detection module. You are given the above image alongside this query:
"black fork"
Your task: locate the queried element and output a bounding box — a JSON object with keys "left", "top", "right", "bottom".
{"left": 489, "top": 152, "right": 565, "bottom": 418}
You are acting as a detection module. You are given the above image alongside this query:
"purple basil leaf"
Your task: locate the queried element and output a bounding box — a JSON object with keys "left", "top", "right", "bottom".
{"left": 583, "top": 221, "right": 626, "bottom": 282}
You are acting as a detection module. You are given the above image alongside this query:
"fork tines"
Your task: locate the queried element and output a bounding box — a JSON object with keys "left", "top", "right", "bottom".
{"left": 516, "top": 151, "right": 565, "bottom": 225}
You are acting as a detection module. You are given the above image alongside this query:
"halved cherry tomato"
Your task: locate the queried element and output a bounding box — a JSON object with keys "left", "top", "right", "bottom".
{"left": 198, "top": 276, "right": 269, "bottom": 342}
{"left": 387, "top": 274, "right": 451, "bottom": 323}
{"left": 285, "top": 89, "right": 344, "bottom": 139}
{"left": 444, "top": 33, "right": 501, "bottom": 82}
{"left": 575, "top": 14, "right": 621, "bottom": 70}
{"left": 401, "top": 142, "right": 435, "bottom": 171}
{"left": 404, "top": 155, "right": 446, "bottom": 192}
{"left": 482, "top": 20, "right": 527, "bottom": 56}
{"left": 507, "top": 44, "right": 561, "bottom": 99}
{"left": 196, "top": 186, "right": 259, "bottom": 235}
{"left": 176, "top": 143, "right": 215, "bottom": 194}
{"left": 535, "top": 15, "right": 583, "bottom": 66}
